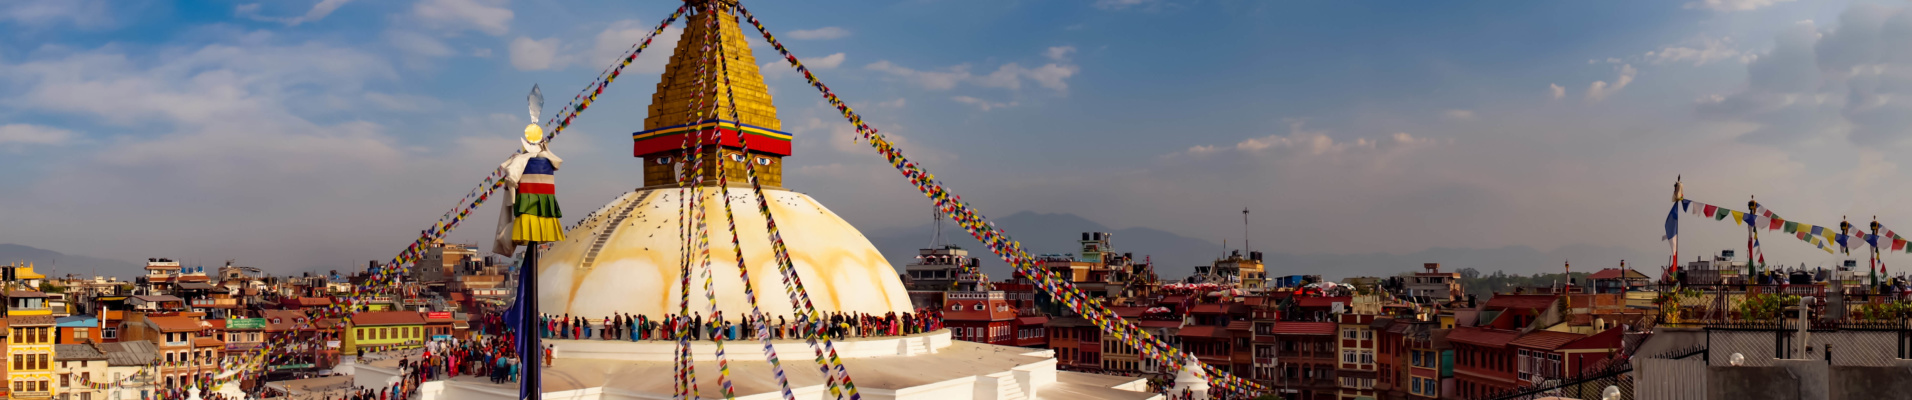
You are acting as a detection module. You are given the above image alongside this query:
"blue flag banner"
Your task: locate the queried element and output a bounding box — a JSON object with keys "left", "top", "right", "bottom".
{"left": 503, "top": 248, "right": 541, "bottom": 400}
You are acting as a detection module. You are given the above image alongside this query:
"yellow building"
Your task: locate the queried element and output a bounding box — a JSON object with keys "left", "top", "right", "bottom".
{"left": 343, "top": 311, "right": 427, "bottom": 355}
{"left": 8, "top": 314, "right": 57, "bottom": 399}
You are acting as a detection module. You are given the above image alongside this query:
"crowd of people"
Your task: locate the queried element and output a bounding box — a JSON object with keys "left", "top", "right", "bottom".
{"left": 296, "top": 307, "right": 949, "bottom": 399}
{"left": 537, "top": 307, "right": 947, "bottom": 341}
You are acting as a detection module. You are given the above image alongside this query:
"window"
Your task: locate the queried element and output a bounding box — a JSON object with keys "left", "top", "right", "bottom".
{"left": 39, "top": 354, "right": 48, "bottom": 370}
{"left": 11, "top": 354, "right": 19, "bottom": 370}
{"left": 60, "top": 373, "right": 69, "bottom": 388}
{"left": 103, "top": 327, "right": 117, "bottom": 339}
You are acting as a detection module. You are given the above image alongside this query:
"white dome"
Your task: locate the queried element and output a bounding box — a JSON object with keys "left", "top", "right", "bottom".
{"left": 536, "top": 187, "right": 914, "bottom": 320}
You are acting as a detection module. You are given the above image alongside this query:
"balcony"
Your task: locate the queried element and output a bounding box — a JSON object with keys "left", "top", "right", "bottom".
{"left": 946, "top": 291, "right": 1005, "bottom": 300}
{"left": 191, "top": 299, "right": 240, "bottom": 308}
{"left": 1255, "top": 357, "right": 1275, "bottom": 366}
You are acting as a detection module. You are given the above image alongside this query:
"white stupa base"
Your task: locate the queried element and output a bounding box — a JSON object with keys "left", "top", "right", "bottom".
{"left": 353, "top": 330, "right": 1160, "bottom": 400}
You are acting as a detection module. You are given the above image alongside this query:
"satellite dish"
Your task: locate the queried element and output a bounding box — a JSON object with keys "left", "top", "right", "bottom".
{"left": 1602, "top": 385, "right": 1621, "bottom": 400}
{"left": 1730, "top": 352, "right": 1745, "bottom": 366}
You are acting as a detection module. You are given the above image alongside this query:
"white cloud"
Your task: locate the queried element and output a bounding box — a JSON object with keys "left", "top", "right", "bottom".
{"left": 1699, "top": 7, "right": 1912, "bottom": 145}
{"left": 414, "top": 0, "right": 513, "bottom": 36}
{"left": 766, "top": 53, "right": 844, "bottom": 80}
{"left": 1550, "top": 83, "right": 1566, "bottom": 100}
{"left": 1177, "top": 120, "right": 1442, "bottom": 158}
{"left": 786, "top": 27, "right": 849, "bottom": 40}
{"left": 1045, "top": 46, "right": 1077, "bottom": 62}
{"left": 471, "top": 47, "right": 493, "bottom": 58}
{"left": 237, "top": 0, "right": 352, "bottom": 26}
{"left": 1093, "top": 0, "right": 1157, "bottom": 11}
{"left": 1685, "top": 0, "right": 1795, "bottom": 12}
{"left": 581, "top": 19, "right": 682, "bottom": 74}
{"left": 1, "top": 0, "right": 114, "bottom": 29}
{"left": 1647, "top": 36, "right": 1747, "bottom": 66}
{"left": 865, "top": 61, "right": 971, "bottom": 90}
{"left": 876, "top": 98, "right": 906, "bottom": 108}
{"left": 387, "top": 30, "right": 454, "bottom": 58}
{"left": 809, "top": 52, "right": 846, "bottom": 69}
{"left": 1442, "top": 109, "right": 1476, "bottom": 121}
{"left": 952, "top": 96, "right": 1017, "bottom": 111}
{"left": 865, "top": 49, "right": 1080, "bottom": 93}
{"left": 1585, "top": 64, "right": 1636, "bottom": 102}
{"left": 0, "top": 124, "right": 76, "bottom": 146}
{"left": 362, "top": 92, "right": 442, "bottom": 112}
{"left": 508, "top": 37, "right": 561, "bottom": 71}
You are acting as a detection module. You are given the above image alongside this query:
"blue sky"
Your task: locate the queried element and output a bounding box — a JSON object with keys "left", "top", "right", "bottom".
{"left": 2, "top": 0, "right": 1908, "bottom": 274}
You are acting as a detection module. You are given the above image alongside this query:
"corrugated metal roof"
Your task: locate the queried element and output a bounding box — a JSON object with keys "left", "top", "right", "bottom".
{"left": 101, "top": 341, "right": 157, "bottom": 366}
{"left": 55, "top": 344, "right": 106, "bottom": 360}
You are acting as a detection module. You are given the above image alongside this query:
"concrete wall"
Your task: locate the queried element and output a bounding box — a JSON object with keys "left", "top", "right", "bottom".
{"left": 1829, "top": 360, "right": 1912, "bottom": 400}
{"left": 1635, "top": 357, "right": 1706, "bottom": 400}
{"left": 1705, "top": 360, "right": 1828, "bottom": 400}
{"left": 1706, "top": 366, "right": 1799, "bottom": 400}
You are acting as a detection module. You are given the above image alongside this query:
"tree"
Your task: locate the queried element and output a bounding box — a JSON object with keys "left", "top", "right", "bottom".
{"left": 1458, "top": 267, "right": 1481, "bottom": 280}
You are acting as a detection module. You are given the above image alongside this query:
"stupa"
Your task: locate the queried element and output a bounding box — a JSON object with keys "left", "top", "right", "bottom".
{"left": 354, "top": 2, "right": 1163, "bottom": 399}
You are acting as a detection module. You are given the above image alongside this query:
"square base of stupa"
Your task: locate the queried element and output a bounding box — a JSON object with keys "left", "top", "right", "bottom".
{"left": 352, "top": 330, "right": 1160, "bottom": 400}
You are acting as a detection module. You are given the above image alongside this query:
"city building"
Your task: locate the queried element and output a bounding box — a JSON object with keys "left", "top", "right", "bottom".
{"left": 9, "top": 315, "right": 57, "bottom": 399}
{"left": 117, "top": 314, "right": 210, "bottom": 389}
{"left": 53, "top": 316, "right": 97, "bottom": 345}
{"left": 903, "top": 245, "right": 977, "bottom": 308}
{"left": 1334, "top": 295, "right": 1382, "bottom": 400}
{"left": 53, "top": 344, "right": 105, "bottom": 400}
{"left": 1267, "top": 321, "right": 1338, "bottom": 400}
{"left": 1401, "top": 263, "right": 1462, "bottom": 305}
{"left": 98, "top": 341, "right": 156, "bottom": 400}
{"left": 342, "top": 311, "right": 426, "bottom": 355}
{"left": 1448, "top": 326, "right": 1519, "bottom": 398}
{"left": 1588, "top": 267, "right": 1652, "bottom": 294}
{"left": 1509, "top": 330, "right": 1587, "bottom": 385}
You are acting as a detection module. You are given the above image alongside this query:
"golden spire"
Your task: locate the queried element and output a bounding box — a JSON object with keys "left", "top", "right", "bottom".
{"left": 643, "top": 3, "right": 780, "bottom": 132}
{"left": 634, "top": 1, "right": 791, "bottom": 188}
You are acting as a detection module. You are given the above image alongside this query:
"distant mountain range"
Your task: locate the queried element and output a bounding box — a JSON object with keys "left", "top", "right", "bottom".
{"left": 0, "top": 243, "right": 142, "bottom": 278}
{"left": 867, "top": 211, "right": 1660, "bottom": 281}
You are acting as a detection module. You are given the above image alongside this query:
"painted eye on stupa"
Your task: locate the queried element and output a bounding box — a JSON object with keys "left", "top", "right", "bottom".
{"left": 654, "top": 157, "right": 671, "bottom": 165}
{"left": 730, "top": 153, "right": 746, "bottom": 162}
{"left": 755, "top": 157, "right": 772, "bottom": 166}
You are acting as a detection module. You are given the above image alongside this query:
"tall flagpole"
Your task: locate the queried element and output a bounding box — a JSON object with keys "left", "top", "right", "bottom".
{"left": 1748, "top": 196, "right": 1760, "bottom": 280}
{"left": 1668, "top": 176, "right": 1684, "bottom": 283}
{"left": 519, "top": 245, "right": 542, "bottom": 400}
{"left": 1872, "top": 217, "right": 1883, "bottom": 291}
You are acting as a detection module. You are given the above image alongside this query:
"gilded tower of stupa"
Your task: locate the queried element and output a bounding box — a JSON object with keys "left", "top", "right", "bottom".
{"left": 357, "top": 3, "right": 1168, "bottom": 399}
{"left": 633, "top": 1, "right": 791, "bottom": 188}
{"left": 534, "top": 4, "right": 913, "bottom": 322}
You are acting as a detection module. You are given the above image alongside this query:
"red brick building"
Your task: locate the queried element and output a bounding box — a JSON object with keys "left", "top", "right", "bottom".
{"left": 1269, "top": 321, "right": 1338, "bottom": 400}
{"left": 1045, "top": 317, "right": 1101, "bottom": 371}
{"left": 1448, "top": 326, "right": 1520, "bottom": 398}
{"left": 1510, "top": 330, "right": 1586, "bottom": 384}
{"left": 943, "top": 291, "right": 1021, "bottom": 345}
